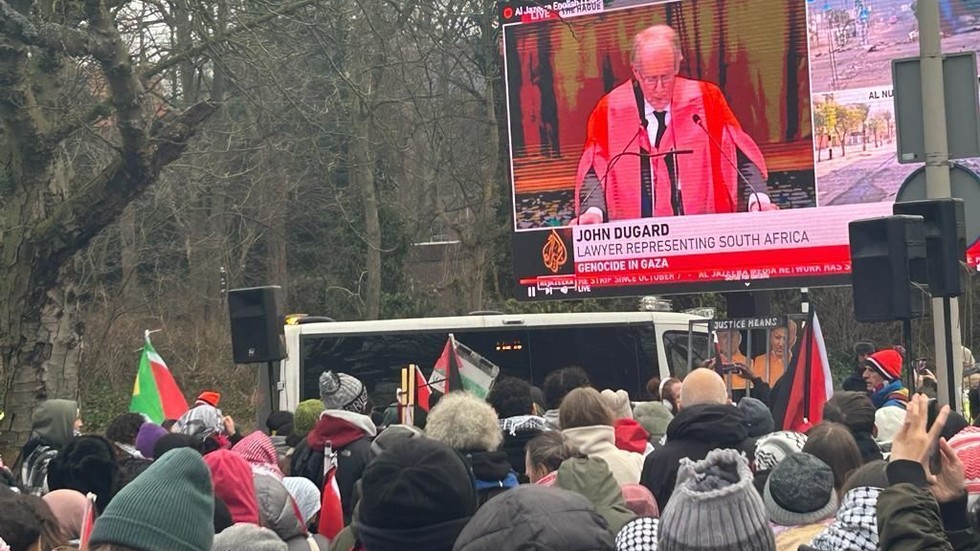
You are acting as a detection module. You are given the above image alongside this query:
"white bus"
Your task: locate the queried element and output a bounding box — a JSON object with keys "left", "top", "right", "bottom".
{"left": 269, "top": 311, "right": 711, "bottom": 413}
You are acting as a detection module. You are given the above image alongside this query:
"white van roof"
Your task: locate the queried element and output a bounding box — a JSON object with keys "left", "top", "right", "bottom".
{"left": 286, "top": 311, "right": 702, "bottom": 337}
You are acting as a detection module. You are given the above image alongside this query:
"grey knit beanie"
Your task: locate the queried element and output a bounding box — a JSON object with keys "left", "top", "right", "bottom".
{"left": 212, "top": 523, "right": 287, "bottom": 551}
{"left": 763, "top": 453, "right": 838, "bottom": 527}
{"left": 659, "top": 449, "right": 775, "bottom": 551}
{"left": 318, "top": 371, "right": 368, "bottom": 413}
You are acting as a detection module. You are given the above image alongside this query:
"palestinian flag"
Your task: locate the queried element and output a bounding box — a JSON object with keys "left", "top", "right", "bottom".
{"left": 130, "top": 333, "right": 189, "bottom": 424}
{"left": 428, "top": 334, "right": 500, "bottom": 399}
{"left": 771, "top": 310, "right": 833, "bottom": 433}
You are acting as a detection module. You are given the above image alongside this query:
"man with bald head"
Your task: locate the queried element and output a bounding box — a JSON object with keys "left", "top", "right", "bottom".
{"left": 573, "top": 24, "right": 773, "bottom": 223}
{"left": 639, "top": 368, "right": 756, "bottom": 509}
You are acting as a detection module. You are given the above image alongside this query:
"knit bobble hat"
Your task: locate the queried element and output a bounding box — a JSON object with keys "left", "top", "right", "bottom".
{"left": 659, "top": 448, "right": 775, "bottom": 551}
{"left": 293, "top": 400, "right": 324, "bottom": 435}
{"left": 865, "top": 349, "right": 903, "bottom": 382}
{"left": 318, "top": 371, "right": 368, "bottom": 413}
{"left": 763, "top": 452, "right": 838, "bottom": 526}
{"left": 89, "top": 448, "right": 215, "bottom": 551}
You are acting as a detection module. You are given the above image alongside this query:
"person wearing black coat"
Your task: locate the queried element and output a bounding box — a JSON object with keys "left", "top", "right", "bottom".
{"left": 639, "top": 368, "right": 755, "bottom": 510}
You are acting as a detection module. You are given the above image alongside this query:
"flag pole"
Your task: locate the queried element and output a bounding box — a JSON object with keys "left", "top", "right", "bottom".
{"left": 407, "top": 364, "right": 416, "bottom": 426}
{"left": 803, "top": 309, "right": 814, "bottom": 422}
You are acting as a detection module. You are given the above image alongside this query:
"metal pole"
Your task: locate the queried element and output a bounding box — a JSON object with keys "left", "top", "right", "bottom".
{"left": 267, "top": 361, "right": 279, "bottom": 412}
{"left": 904, "top": 319, "right": 916, "bottom": 394}
{"left": 919, "top": 0, "right": 963, "bottom": 408}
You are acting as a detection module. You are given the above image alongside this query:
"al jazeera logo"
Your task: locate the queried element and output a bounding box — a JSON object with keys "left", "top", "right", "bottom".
{"left": 542, "top": 229, "right": 568, "bottom": 273}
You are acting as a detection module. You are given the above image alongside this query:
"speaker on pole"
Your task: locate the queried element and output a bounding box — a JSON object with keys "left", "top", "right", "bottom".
{"left": 849, "top": 215, "right": 928, "bottom": 322}
{"left": 893, "top": 198, "right": 966, "bottom": 297}
{"left": 228, "top": 286, "right": 285, "bottom": 364}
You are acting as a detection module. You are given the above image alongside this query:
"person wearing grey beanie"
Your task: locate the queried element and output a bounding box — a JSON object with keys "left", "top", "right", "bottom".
{"left": 319, "top": 371, "right": 368, "bottom": 413}
{"left": 658, "top": 448, "right": 775, "bottom": 551}
{"left": 212, "top": 524, "right": 287, "bottom": 551}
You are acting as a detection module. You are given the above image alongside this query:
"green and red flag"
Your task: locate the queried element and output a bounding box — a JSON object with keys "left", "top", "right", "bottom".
{"left": 130, "top": 332, "right": 189, "bottom": 423}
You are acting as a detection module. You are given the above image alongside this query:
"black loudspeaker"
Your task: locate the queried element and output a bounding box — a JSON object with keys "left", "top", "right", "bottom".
{"left": 849, "top": 216, "right": 927, "bottom": 322}
{"left": 893, "top": 198, "right": 966, "bottom": 297}
{"left": 228, "top": 286, "right": 285, "bottom": 363}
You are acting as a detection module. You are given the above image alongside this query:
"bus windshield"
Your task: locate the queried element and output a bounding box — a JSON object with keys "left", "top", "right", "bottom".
{"left": 299, "top": 324, "right": 658, "bottom": 403}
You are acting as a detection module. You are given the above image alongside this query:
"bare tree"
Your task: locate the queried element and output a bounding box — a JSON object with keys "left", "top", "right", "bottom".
{"left": 0, "top": 0, "right": 320, "bottom": 453}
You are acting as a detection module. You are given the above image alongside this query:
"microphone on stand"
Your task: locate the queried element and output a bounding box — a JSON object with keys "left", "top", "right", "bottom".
{"left": 691, "top": 114, "right": 768, "bottom": 211}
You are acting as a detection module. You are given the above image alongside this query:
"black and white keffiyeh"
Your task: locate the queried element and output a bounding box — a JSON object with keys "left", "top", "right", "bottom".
{"left": 499, "top": 415, "right": 549, "bottom": 435}
{"left": 808, "top": 486, "right": 881, "bottom": 551}
{"left": 753, "top": 430, "right": 808, "bottom": 472}
{"left": 616, "top": 517, "right": 659, "bottom": 551}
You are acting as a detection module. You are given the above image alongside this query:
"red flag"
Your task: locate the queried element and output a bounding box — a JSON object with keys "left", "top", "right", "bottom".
{"left": 79, "top": 493, "right": 97, "bottom": 549}
{"left": 416, "top": 367, "right": 431, "bottom": 412}
{"left": 317, "top": 448, "right": 343, "bottom": 540}
{"left": 771, "top": 310, "right": 833, "bottom": 432}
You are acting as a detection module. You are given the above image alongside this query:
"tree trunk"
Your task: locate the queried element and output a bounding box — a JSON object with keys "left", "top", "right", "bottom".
{"left": 119, "top": 206, "right": 140, "bottom": 302}
{"left": 0, "top": 270, "right": 82, "bottom": 458}
{"left": 351, "top": 97, "right": 381, "bottom": 320}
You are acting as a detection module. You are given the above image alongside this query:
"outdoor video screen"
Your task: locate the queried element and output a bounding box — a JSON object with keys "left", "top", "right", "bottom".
{"left": 504, "top": 0, "right": 980, "bottom": 300}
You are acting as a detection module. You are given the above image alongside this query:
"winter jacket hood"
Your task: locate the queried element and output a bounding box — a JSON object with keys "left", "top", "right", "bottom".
{"left": 632, "top": 401, "right": 673, "bottom": 443}
{"left": 253, "top": 474, "right": 331, "bottom": 551}
{"left": 466, "top": 450, "right": 518, "bottom": 489}
{"left": 204, "top": 450, "right": 260, "bottom": 525}
{"left": 665, "top": 403, "right": 750, "bottom": 445}
{"left": 254, "top": 473, "right": 306, "bottom": 541}
{"left": 555, "top": 456, "right": 636, "bottom": 535}
{"left": 613, "top": 418, "right": 652, "bottom": 454}
{"left": 453, "top": 485, "right": 615, "bottom": 551}
{"left": 31, "top": 399, "right": 78, "bottom": 447}
{"left": 563, "top": 425, "right": 644, "bottom": 485}
{"left": 307, "top": 411, "right": 376, "bottom": 451}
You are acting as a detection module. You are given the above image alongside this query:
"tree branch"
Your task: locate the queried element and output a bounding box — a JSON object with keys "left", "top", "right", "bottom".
{"left": 142, "top": 0, "right": 321, "bottom": 80}
{"left": 0, "top": 38, "right": 48, "bottom": 176}
{"left": 31, "top": 100, "right": 216, "bottom": 288}
{"left": 0, "top": 0, "right": 103, "bottom": 57}
{"left": 86, "top": 0, "right": 147, "bottom": 157}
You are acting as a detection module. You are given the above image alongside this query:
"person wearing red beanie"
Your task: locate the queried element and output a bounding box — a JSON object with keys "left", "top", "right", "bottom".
{"left": 862, "top": 349, "right": 909, "bottom": 409}
{"left": 196, "top": 392, "right": 221, "bottom": 408}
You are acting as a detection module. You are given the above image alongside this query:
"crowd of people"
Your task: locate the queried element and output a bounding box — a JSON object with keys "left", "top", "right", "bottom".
{"left": 4, "top": 341, "right": 980, "bottom": 551}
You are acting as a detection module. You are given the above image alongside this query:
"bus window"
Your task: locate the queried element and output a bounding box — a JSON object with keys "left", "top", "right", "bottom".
{"left": 662, "top": 330, "right": 711, "bottom": 380}
{"left": 299, "top": 323, "right": 658, "bottom": 404}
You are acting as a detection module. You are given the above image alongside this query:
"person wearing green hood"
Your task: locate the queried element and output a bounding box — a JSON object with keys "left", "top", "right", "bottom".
{"left": 14, "top": 399, "right": 82, "bottom": 495}
{"left": 554, "top": 455, "right": 637, "bottom": 535}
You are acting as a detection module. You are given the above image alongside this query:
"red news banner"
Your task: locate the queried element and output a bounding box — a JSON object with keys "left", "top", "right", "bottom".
{"left": 569, "top": 203, "right": 895, "bottom": 288}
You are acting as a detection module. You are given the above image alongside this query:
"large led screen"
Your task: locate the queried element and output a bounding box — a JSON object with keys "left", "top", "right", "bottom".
{"left": 503, "top": 0, "right": 980, "bottom": 300}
